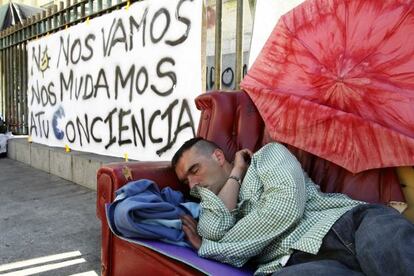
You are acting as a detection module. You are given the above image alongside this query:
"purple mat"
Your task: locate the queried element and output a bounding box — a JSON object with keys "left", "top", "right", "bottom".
{"left": 114, "top": 235, "right": 254, "bottom": 275}
{"left": 105, "top": 203, "right": 254, "bottom": 275}
{"left": 105, "top": 197, "right": 254, "bottom": 276}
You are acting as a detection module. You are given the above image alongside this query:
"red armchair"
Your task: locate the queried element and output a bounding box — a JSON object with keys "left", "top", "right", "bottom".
{"left": 96, "top": 90, "right": 404, "bottom": 275}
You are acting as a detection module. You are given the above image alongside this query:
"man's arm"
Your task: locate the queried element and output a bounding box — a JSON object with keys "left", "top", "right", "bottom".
{"left": 218, "top": 149, "right": 252, "bottom": 210}
{"left": 181, "top": 214, "right": 202, "bottom": 249}
{"left": 197, "top": 143, "right": 307, "bottom": 267}
{"left": 192, "top": 149, "right": 253, "bottom": 242}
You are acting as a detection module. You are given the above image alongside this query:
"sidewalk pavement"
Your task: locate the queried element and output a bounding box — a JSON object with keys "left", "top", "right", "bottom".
{"left": 0, "top": 157, "right": 101, "bottom": 275}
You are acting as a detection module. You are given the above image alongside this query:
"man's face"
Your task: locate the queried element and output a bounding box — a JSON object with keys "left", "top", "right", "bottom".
{"left": 175, "top": 146, "right": 228, "bottom": 195}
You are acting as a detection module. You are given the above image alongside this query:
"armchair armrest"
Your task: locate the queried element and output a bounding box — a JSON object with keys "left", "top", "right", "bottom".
{"left": 96, "top": 161, "right": 187, "bottom": 221}
{"left": 96, "top": 161, "right": 192, "bottom": 276}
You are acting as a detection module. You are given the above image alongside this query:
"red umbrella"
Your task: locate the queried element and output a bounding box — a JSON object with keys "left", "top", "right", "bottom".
{"left": 241, "top": 0, "right": 414, "bottom": 173}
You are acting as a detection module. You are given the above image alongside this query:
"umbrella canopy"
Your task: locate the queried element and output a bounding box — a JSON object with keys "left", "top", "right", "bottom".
{"left": 241, "top": 0, "right": 414, "bottom": 173}
{"left": 0, "top": 2, "right": 43, "bottom": 31}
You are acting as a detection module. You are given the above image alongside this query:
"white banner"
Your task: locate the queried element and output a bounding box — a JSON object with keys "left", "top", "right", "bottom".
{"left": 27, "top": 0, "right": 202, "bottom": 160}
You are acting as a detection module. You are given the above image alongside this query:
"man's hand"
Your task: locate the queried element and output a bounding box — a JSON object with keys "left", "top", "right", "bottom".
{"left": 232, "top": 149, "right": 253, "bottom": 179}
{"left": 217, "top": 148, "right": 253, "bottom": 211}
{"left": 181, "top": 215, "right": 201, "bottom": 250}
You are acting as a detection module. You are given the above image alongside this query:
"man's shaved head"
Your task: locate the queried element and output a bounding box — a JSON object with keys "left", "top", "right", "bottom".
{"left": 171, "top": 138, "right": 221, "bottom": 169}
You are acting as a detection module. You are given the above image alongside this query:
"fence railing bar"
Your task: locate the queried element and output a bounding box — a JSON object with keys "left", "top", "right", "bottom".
{"left": 7, "top": 31, "right": 12, "bottom": 129}
{"left": 7, "top": 44, "right": 12, "bottom": 129}
{"left": 41, "top": 10, "right": 46, "bottom": 34}
{"left": 36, "top": 13, "right": 41, "bottom": 37}
{"left": 53, "top": 5, "right": 58, "bottom": 29}
{"left": 81, "top": 0, "right": 86, "bottom": 17}
{"left": 13, "top": 29, "right": 18, "bottom": 131}
{"left": 11, "top": 43, "right": 17, "bottom": 131}
{"left": 13, "top": 31, "right": 18, "bottom": 128}
{"left": 17, "top": 43, "right": 23, "bottom": 133}
{"left": 29, "top": 16, "right": 34, "bottom": 38}
{"left": 5, "top": 43, "right": 10, "bottom": 126}
{"left": 22, "top": 42, "right": 28, "bottom": 133}
{"left": 88, "top": 0, "right": 94, "bottom": 15}
{"left": 18, "top": 24, "right": 24, "bottom": 133}
{"left": 97, "top": 0, "right": 103, "bottom": 12}
{"left": 13, "top": 43, "right": 21, "bottom": 132}
{"left": 66, "top": 0, "right": 71, "bottom": 26}
{"left": 15, "top": 44, "right": 19, "bottom": 132}
{"left": 47, "top": 7, "right": 52, "bottom": 31}
{"left": 0, "top": 47, "right": 3, "bottom": 116}
{"left": 59, "top": 1, "right": 65, "bottom": 26}
{"left": 1, "top": 51, "right": 4, "bottom": 117}
{"left": 5, "top": 46, "right": 8, "bottom": 127}
{"left": 235, "top": 0, "right": 244, "bottom": 90}
{"left": 214, "top": 0, "right": 222, "bottom": 90}
{"left": 74, "top": 0, "right": 79, "bottom": 20}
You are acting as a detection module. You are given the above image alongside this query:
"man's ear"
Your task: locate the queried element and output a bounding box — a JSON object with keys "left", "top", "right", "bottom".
{"left": 212, "top": 149, "right": 226, "bottom": 166}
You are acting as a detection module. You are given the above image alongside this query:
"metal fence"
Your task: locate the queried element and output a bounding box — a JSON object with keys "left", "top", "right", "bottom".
{"left": 0, "top": 0, "right": 247, "bottom": 135}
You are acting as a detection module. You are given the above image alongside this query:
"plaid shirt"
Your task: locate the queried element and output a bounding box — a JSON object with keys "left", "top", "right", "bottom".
{"left": 192, "top": 143, "right": 363, "bottom": 275}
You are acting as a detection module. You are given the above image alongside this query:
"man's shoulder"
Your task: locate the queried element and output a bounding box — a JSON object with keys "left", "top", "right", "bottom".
{"left": 256, "top": 142, "right": 288, "bottom": 156}
{"left": 252, "top": 142, "right": 299, "bottom": 167}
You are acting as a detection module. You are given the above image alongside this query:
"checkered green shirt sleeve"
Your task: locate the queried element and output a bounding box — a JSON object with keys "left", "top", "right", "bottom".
{"left": 193, "top": 143, "right": 362, "bottom": 275}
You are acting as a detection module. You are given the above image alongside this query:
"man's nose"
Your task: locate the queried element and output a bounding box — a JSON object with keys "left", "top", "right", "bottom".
{"left": 188, "top": 175, "right": 199, "bottom": 189}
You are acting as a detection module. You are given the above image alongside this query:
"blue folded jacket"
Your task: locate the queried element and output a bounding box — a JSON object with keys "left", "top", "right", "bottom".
{"left": 106, "top": 179, "right": 200, "bottom": 247}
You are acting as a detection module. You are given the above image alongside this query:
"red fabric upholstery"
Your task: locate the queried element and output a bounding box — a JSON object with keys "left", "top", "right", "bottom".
{"left": 96, "top": 90, "right": 405, "bottom": 276}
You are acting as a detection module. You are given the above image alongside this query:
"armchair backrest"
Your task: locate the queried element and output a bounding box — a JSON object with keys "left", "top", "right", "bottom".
{"left": 194, "top": 90, "right": 405, "bottom": 204}
{"left": 196, "top": 90, "right": 268, "bottom": 161}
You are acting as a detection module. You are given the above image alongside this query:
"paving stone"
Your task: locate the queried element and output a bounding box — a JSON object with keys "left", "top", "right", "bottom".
{"left": 0, "top": 158, "right": 100, "bottom": 275}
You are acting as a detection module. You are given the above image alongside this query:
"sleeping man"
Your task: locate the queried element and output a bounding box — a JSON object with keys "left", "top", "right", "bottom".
{"left": 173, "top": 137, "right": 414, "bottom": 275}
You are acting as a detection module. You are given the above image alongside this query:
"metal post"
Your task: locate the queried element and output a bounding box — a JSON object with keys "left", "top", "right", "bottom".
{"left": 25, "top": 19, "right": 32, "bottom": 135}
{"left": 0, "top": 34, "right": 3, "bottom": 118}
{"left": 235, "top": 0, "right": 244, "bottom": 90}
{"left": 5, "top": 35, "right": 10, "bottom": 130}
{"left": 59, "top": 1, "right": 65, "bottom": 26}
{"left": 88, "top": 0, "right": 93, "bottom": 15}
{"left": 42, "top": 10, "right": 47, "bottom": 33}
{"left": 17, "top": 32, "right": 22, "bottom": 134}
{"left": 1, "top": 36, "right": 5, "bottom": 121}
{"left": 47, "top": 7, "right": 52, "bottom": 32}
{"left": 36, "top": 14, "right": 42, "bottom": 35}
{"left": 18, "top": 29, "right": 25, "bottom": 134}
{"left": 11, "top": 33, "right": 17, "bottom": 133}
{"left": 66, "top": 0, "right": 71, "bottom": 24}
{"left": 73, "top": 0, "right": 79, "bottom": 20}
{"left": 214, "top": 0, "right": 222, "bottom": 90}
{"left": 30, "top": 16, "right": 35, "bottom": 35}
{"left": 53, "top": 5, "right": 58, "bottom": 29}
{"left": 9, "top": 31, "right": 14, "bottom": 132}
{"left": 9, "top": 30, "right": 13, "bottom": 132}
{"left": 0, "top": 49, "right": 4, "bottom": 119}
{"left": 81, "top": 0, "right": 86, "bottom": 18}
{"left": 22, "top": 39, "right": 28, "bottom": 135}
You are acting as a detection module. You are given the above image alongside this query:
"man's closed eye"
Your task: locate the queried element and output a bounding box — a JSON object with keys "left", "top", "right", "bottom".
{"left": 189, "top": 165, "right": 199, "bottom": 175}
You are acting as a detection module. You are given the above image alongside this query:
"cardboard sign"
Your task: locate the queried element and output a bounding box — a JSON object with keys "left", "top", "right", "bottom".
{"left": 27, "top": 0, "right": 202, "bottom": 160}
